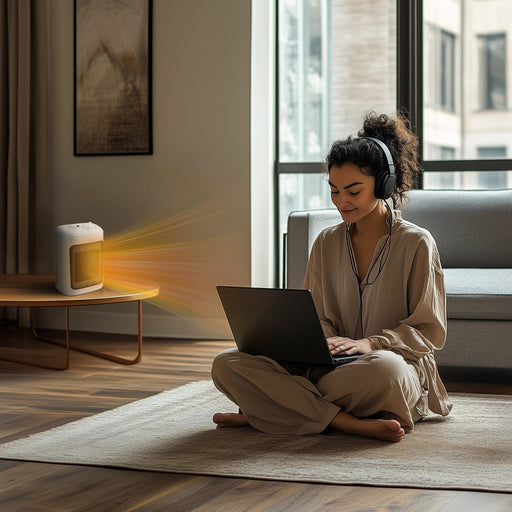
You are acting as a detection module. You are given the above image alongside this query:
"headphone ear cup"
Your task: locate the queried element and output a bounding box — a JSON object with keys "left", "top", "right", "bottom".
{"left": 383, "top": 174, "right": 396, "bottom": 200}
{"left": 374, "top": 172, "right": 396, "bottom": 200}
{"left": 374, "top": 172, "right": 384, "bottom": 199}
{"left": 363, "top": 137, "right": 396, "bottom": 200}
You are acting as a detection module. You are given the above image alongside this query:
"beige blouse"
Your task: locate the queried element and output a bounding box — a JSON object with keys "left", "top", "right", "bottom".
{"left": 303, "top": 210, "right": 452, "bottom": 416}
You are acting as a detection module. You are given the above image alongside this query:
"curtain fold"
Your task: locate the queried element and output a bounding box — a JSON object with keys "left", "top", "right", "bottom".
{"left": 1, "top": 0, "right": 48, "bottom": 275}
{"left": 1, "top": 0, "right": 49, "bottom": 322}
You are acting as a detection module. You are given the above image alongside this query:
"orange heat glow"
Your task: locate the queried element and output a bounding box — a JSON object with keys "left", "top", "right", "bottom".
{"left": 101, "top": 199, "right": 247, "bottom": 326}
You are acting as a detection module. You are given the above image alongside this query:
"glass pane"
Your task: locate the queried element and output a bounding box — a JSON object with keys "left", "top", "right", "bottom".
{"left": 423, "top": 0, "right": 512, "bottom": 161}
{"left": 277, "top": 0, "right": 396, "bottom": 284}
{"left": 278, "top": 0, "right": 397, "bottom": 163}
{"left": 423, "top": 170, "right": 512, "bottom": 189}
{"left": 279, "top": 172, "right": 333, "bottom": 237}
{"left": 279, "top": 172, "right": 335, "bottom": 286}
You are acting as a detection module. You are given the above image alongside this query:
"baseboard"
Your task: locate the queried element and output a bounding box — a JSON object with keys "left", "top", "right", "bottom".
{"left": 31, "top": 307, "right": 232, "bottom": 340}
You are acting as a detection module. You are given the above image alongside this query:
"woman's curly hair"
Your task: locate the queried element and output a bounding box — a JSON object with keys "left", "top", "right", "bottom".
{"left": 326, "top": 111, "right": 421, "bottom": 207}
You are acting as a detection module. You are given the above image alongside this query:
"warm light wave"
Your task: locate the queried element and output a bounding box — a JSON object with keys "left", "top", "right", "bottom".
{"left": 102, "top": 199, "right": 247, "bottom": 325}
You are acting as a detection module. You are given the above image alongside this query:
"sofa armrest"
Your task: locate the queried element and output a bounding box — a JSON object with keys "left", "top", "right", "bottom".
{"left": 286, "top": 209, "right": 341, "bottom": 289}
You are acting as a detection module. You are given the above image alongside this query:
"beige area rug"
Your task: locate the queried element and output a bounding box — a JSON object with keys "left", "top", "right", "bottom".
{"left": 0, "top": 380, "right": 510, "bottom": 493}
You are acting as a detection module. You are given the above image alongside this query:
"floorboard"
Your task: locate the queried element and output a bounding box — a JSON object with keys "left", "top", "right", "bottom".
{"left": 0, "top": 326, "right": 511, "bottom": 512}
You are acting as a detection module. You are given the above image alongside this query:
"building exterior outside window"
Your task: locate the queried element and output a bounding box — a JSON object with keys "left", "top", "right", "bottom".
{"left": 277, "top": 0, "right": 512, "bottom": 279}
{"left": 423, "top": 0, "right": 512, "bottom": 188}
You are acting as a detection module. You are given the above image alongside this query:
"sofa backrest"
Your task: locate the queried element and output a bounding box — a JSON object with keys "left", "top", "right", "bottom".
{"left": 403, "top": 189, "right": 512, "bottom": 268}
{"left": 286, "top": 189, "right": 512, "bottom": 288}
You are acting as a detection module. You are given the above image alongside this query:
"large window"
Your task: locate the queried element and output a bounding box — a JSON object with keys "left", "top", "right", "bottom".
{"left": 276, "top": 0, "right": 512, "bottom": 280}
{"left": 277, "top": 0, "right": 397, "bottom": 282}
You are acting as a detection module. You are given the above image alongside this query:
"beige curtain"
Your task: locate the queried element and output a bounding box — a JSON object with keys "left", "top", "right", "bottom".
{"left": 1, "top": 0, "right": 49, "bottom": 274}
{"left": 1, "top": 0, "right": 49, "bottom": 321}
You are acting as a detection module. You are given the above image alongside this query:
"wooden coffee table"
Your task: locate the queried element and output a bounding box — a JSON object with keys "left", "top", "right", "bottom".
{"left": 0, "top": 274, "right": 159, "bottom": 370}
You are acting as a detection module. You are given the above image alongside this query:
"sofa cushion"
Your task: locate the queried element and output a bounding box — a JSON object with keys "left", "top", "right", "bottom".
{"left": 444, "top": 268, "right": 512, "bottom": 320}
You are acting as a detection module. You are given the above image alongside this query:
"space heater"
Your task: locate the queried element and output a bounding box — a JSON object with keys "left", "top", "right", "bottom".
{"left": 55, "top": 222, "right": 104, "bottom": 296}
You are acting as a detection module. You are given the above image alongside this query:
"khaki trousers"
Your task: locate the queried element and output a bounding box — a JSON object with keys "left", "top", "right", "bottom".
{"left": 211, "top": 348, "right": 427, "bottom": 435}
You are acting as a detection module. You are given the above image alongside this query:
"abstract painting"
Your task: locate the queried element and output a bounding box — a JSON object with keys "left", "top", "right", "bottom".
{"left": 74, "top": 0, "right": 152, "bottom": 155}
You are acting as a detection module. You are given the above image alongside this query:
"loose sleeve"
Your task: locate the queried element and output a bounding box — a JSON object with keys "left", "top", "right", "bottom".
{"left": 370, "top": 238, "right": 447, "bottom": 362}
{"left": 372, "top": 233, "right": 452, "bottom": 415}
{"left": 302, "top": 232, "right": 342, "bottom": 339}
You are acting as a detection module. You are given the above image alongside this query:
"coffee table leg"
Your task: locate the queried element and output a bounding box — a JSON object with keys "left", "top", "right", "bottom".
{"left": 68, "top": 300, "right": 143, "bottom": 364}
{"left": 30, "top": 301, "right": 143, "bottom": 366}
{"left": 0, "top": 308, "right": 70, "bottom": 370}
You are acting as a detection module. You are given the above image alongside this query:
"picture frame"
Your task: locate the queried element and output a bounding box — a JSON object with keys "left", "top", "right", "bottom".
{"left": 74, "top": 0, "right": 153, "bottom": 156}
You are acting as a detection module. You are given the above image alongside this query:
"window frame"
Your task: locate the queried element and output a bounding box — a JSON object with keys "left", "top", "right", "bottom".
{"left": 274, "top": 0, "right": 512, "bottom": 279}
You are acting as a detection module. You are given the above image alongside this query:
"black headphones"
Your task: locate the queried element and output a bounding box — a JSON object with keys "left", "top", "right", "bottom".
{"left": 361, "top": 137, "right": 396, "bottom": 200}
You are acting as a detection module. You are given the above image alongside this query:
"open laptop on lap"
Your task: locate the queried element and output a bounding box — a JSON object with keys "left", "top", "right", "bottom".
{"left": 216, "top": 286, "right": 361, "bottom": 366}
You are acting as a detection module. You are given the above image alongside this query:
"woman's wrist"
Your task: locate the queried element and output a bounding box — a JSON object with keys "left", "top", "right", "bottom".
{"left": 367, "top": 336, "right": 382, "bottom": 351}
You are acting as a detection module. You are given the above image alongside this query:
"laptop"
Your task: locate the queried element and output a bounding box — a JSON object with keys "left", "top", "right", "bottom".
{"left": 216, "top": 286, "right": 361, "bottom": 366}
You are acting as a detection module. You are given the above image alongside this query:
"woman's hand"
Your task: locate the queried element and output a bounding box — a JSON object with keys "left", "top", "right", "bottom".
{"left": 327, "top": 336, "right": 373, "bottom": 356}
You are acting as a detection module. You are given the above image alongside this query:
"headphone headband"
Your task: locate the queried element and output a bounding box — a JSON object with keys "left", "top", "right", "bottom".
{"left": 361, "top": 137, "right": 396, "bottom": 200}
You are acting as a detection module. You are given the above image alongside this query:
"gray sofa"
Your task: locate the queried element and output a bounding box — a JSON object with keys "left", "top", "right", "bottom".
{"left": 286, "top": 189, "right": 512, "bottom": 369}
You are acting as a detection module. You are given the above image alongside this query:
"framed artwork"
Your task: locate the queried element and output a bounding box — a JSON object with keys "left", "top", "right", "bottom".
{"left": 74, "top": 0, "right": 153, "bottom": 156}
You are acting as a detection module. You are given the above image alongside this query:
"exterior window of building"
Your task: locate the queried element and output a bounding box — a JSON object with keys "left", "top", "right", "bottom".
{"left": 440, "top": 30, "right": 456, "bottom": 111}
{"left": 425, "top": 25, "right": 456, "bottom": 112}
{"left": 477, "top": 146, "right": 507, "bottom": 159}
{"left": 478, "top": 34, "right": 507, "bottom": 110}
{"left": 475, "top": 171, "right": 508, "bottom": 188}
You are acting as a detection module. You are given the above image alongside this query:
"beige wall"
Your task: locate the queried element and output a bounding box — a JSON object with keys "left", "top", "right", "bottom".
{"left": 43, "top": 0, "right": 251, "bottom": 338}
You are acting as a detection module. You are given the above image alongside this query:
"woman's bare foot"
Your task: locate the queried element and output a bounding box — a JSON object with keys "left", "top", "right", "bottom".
{"left": 213, "top": 412, "right": 250, "bottom": 429}
{"left": 329, "top": 411, "right": 405, "bottom": 442}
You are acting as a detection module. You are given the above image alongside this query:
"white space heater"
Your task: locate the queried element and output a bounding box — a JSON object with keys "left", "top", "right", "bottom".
{"left": 55, "top": 222, "right": 104, "bottom": 296}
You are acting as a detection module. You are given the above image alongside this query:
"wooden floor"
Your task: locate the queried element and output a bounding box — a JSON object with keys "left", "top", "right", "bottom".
{"left": 0, "top": 325, "right": 511, "bottom": 512}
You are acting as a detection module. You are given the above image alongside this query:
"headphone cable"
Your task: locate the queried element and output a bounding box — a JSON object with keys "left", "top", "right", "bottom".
{"left": 346, "top": 201, "right": 393, "bottom": 337}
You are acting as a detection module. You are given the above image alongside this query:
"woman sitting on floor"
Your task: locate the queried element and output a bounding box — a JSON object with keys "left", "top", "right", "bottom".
{"left": 211, "top": 111, "right": 452, "bottom": 442}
